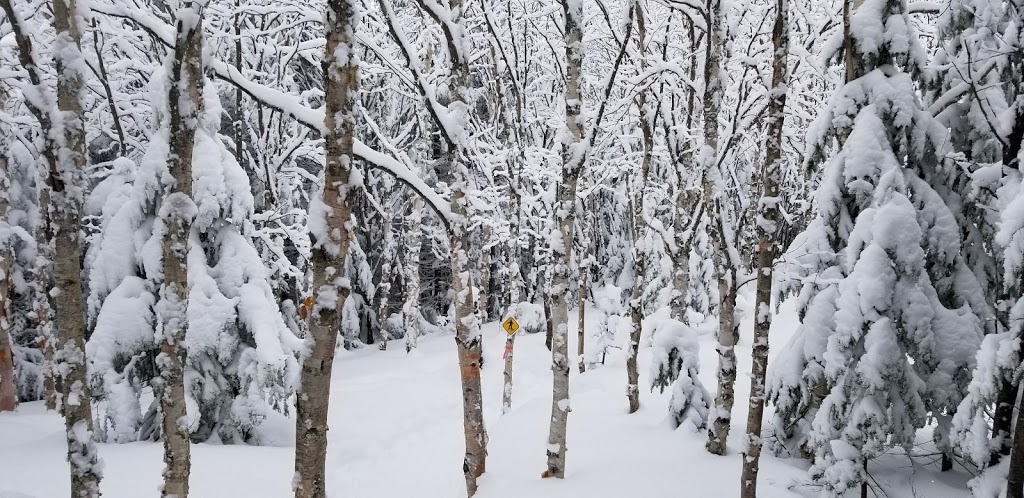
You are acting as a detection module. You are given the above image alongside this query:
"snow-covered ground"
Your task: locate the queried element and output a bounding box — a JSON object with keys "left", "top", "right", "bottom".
{"left": 0, "top": 300, "right": 973, "bottom": 497}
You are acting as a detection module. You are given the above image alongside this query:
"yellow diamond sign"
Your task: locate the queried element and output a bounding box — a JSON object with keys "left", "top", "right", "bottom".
{"left": 502, "top": 317, "right": 520, "bottom": 335}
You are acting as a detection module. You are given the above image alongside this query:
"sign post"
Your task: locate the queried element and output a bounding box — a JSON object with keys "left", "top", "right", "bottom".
{"left": 501, "top": 317, "right": 519, "bottom": 414}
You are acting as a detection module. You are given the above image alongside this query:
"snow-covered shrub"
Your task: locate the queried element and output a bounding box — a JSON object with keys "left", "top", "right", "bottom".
{"left": 650, "top": 319, "right": 709, "bottom": 430}
{"left": 503, "top": 301, "right": 545, "bottom": 335}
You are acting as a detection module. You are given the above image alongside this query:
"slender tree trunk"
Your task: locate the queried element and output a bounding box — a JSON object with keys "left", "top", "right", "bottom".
{"left": 404, "top": 199, "right": 423, "bottom": 354}
{"left": 543, "top": 0, "right": 585, "bottom": 478}
{"left": 0, "top": 327, "right": 13, "bottom": 413}
{"left": 860, "top": 460, "right": 869, "bottom": 498}
{"left": 158, "top": 3, "right": 208, "bottom": 495}
{"left": 444, "top": 0, "right": 487, "bottom": 492}
{"left": 293, "top": 0, "right": 357, "bottom": 495}
{"left": 90, "top": 19, "right": 127, "bottom": 157}
{"left": 36, "top": 197, "right": 56, "bottom": 412}
{"left": 1007, "top": 382, "right": 1024, "bottom": 498}
{"left": 0, "top": 263, "right": 14, "bottom": 413}
{"left": 545, "top": 295, "right": 554, "bottom": 351}
{"left": 232, "top": 0, "right": 246, "bottom": 188}
{"left": 577, "top": 263, "right": 586, "bottom": 374}
{"left": 503, "top": 147, "right": 523, "bottom": 408}
{"left": 48, "top": 0, "right": 105, "bottom": 494}
{"left": 740, "top": 0, "right": 789, "bottom": 494}
{"left": 670, "top": 19, "right": 697, "bottom": 322}
{"left": 702, "top": 0, "right": 736, "bottom": 456}
{"left": 478, "top": 234, "right": 492, "bottom": 322}
{"left": 451, "top": 200, "right": 486, "bottom": 494}
{"left": 626, "top": 2, "right": 652, "bottom": 414}
{"left": 377, "top": 215, "right": 394, "bottom": 351}
{"left": 502, "top": 331, "right": 516, "bottom": 413}
{"left": 0, "top": 144, "right": 16, "bottom": 413}
{"left": 991, "top": 378, "right": 1016, "bottom": 465}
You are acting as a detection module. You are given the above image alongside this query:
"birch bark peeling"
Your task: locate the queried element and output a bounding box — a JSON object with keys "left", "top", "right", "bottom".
{"left": 444, "top": 0, "right": 488, "bottom": 492}
{"left": 740, "top": 0, "right": 789, "bottom": 493}
{"left": 293, "top": 0, "right": 358, "bottom": 495}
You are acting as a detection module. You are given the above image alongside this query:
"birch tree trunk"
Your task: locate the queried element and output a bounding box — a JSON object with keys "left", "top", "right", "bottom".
{"left": 404, "top": 199, "right": 423, "bottom": 354}
{"left": 377, "top": 215, "right": 393, "bottom": 350}
{"left": 740, "top": 0, "right": 789, "bottom": 493}
{"left": 158, "top": 2, "right": 208, "bottom": 495}
{"left": 702, "top": 0, "right": 736, "bottom": 456}
{"left": 0, "top": 143, "right": 15, "bottom": 413}
{"left": 478, "top": 234, "right": 492, "bottom": 321}
{"left": 35, "top": 193, "right": 56, "bottom": 412}
{"left": 577, "top": 261, "right": 586, "bottom": 374}
{"left": 293, "top": 0, "right": 358, "bottom": 495}
{"left": 543, "top": 0, "right": 585, "bottom": 478}
{"left": 626, "top": 1, "right": 652, "bottom": 414}
{"left": 444, "top": 0, "right": 487, "bottom": 492}
{"left": 503, "top": 141, "right": 523, "bottom": 411}
{"left": 50, "top": 0, "right": 104, "bottom": 494}
{"left": 0, "top": 313, "right": 13, "bottom": 413}
{"left": 670, "top": 21, "right": 698, "bottom": 322}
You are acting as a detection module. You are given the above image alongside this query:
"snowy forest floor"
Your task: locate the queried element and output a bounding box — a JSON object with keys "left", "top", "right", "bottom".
{"left": 0, "top": 299, "right": 975, "bottom": 497}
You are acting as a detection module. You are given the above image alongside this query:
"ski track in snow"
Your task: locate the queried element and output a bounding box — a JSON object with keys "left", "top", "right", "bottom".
{"left": 0, "top": 300, "right": 973, "bottom": 497}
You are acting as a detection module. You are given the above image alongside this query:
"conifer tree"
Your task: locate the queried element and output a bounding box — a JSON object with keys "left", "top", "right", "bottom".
{"left": 767, "top": 0, "right": 992, "bottom": 494}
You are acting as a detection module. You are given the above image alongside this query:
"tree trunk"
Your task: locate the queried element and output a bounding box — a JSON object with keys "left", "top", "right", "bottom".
{"left": 37, "top": 203, "right": 56, "bottom": 412}
{"left": 992, "top": 374, "right": 1017, "bottom": 466}
{"left": 293, "top": 0, "right": 357, "bottom": 495}
{"left": 377, "top": 215, "right": 394, "bottom": 351}
{"left": 478, "top": 235, "right": 492, "bottom": 322}
{"left": 1008, "top": 382, "right": 1024, "bottom": 498}
{"left": 702, "top": 0, "right": 735, "bottom": 456}
{"left": 158, "top": 3, "right": 207, "bottom": 495}
{"left": 0, "top": 328, "right": 13, "bottom": 413}
{"left": 0, "top": 147, "right": 16, "bottom": 413}
{"left": 405, "top": 199, "right": 423, "bottom": 354}
{"left": 444, "top": 0, "right": 488, "bottom": 492}
{"left": 503, "top": 155, "right": 523, "bottom": 406}
{"left": 545, "top": 297, "right": 553, "bottom": 351}
{"left": 670, "top": 19, "right": 698, "bottom": 323}
{"left": 543, "top": 0, "right": 585, "bottom": 478}
{"left": 502, "top": 332, "right": 516, "bottom": 414}
{"left": 452, "top": 207, "right": 487, "bottom": 494}
{"left": 0, "top": 264, "right": 15, "bottom": 412}
{"left": 740, "top": 0, "right": 789, "bottom": 494}
{"left": 626, "top": 2, "right": 652, "bottom": 415}
{"left": 49, "top": 0, "right": 105, "bottom": 494}
{"left": 577, "top": 266, "right": 586, "bottom": 374}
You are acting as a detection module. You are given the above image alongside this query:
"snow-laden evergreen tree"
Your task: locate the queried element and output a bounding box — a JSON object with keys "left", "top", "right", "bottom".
{"left": 650, "top": 318, "right": 710, "bottom": 429}
{"left": 767, "top": 0, "right": 993, "bottom": 492}
{"left": 86, "top": 68, "right": 302, "bottom": 445}
{"left": 0, "top": 126, "right": 43, "bottom": 404}
{"left": 931, "top": 0, "right": 1024, "bottom": 490}
{"left": 685, "top": 220, "right": 718, "bottom": 325}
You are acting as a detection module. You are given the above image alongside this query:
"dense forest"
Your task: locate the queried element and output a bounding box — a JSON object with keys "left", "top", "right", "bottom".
{"left": 0, "top": 0, "right": 1022, "bottom": 496}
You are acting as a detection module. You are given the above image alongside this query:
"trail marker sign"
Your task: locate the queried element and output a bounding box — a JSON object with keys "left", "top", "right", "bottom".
{"left": 502, "top": 317, "right": 520, "bottom": 335}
